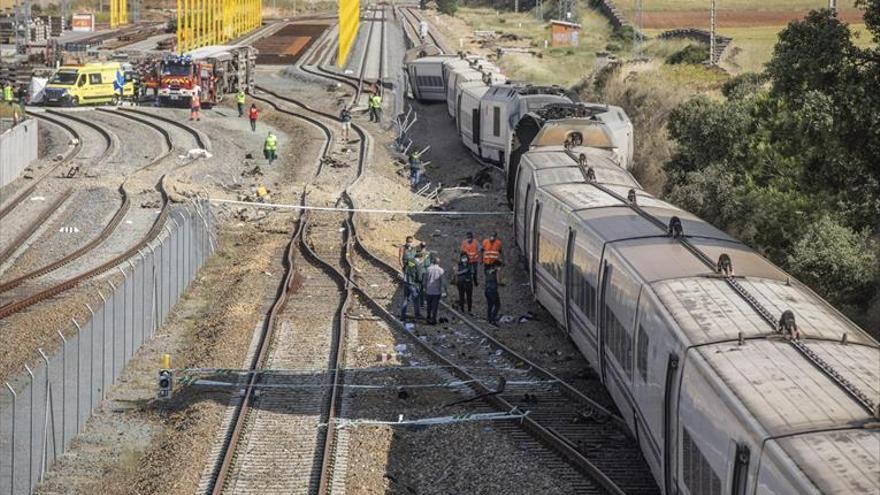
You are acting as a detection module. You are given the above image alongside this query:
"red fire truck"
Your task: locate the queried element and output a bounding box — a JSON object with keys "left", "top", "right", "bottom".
{"left": 157, "top": 45, "right": 257, "bottom": 107}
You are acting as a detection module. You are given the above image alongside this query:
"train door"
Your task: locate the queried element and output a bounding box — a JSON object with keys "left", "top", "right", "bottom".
{"left": 663, "top": 354, "right": 680, "bottom": 494}
{"left": 523, "top": 184, "right": 534, "bottom": 260}
{"left": 563, "top": 228, "right": 575, "bottom": 335}
{"left": 456, "top": 93, "right": 463, "bottom": 136}
{"left": 598, "top": 260, "right": 611, "bottom": 383}
{"left": 471, "top": 108, "right": 480, "bottom": 145}
{"left": 530, "top": 202, "right": 542, "bottom": 293}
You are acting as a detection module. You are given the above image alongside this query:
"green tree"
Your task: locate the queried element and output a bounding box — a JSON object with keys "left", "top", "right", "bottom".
{"left": 788, "top": 215, "right": 879, "bottom": 310}
{"left": 436, "top": 0, "right": 459, "bottom": 16}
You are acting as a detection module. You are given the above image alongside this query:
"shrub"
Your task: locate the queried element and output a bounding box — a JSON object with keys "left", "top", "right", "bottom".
{"left": 437, "top": 0, "right": 458, "bottom": 16}
{"left": 666, "top": 44, "right": 709, "bottom": 65}
{"left": 788, "top": 216, "right": 879, "bottom": 310}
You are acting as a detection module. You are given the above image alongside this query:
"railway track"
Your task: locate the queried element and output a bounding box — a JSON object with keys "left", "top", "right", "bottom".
{"left": 0, "top": 109, "right": 177, "bottom": 296}
{"left": 0, "top": 106, "right": 206, "bottom": 319}
{"left": 398, "top": 5, "right": 448, "bottom": 53}
{"left": 202, "top": 15, "right": 655, "bottom": 493}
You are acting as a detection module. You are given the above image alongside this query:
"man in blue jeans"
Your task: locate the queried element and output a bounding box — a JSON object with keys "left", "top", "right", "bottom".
{"left": 484, "top": 262, "right": 502, "bottom": 326}
{"left": 400, "top": 249, "right": 422, "bottom": 321}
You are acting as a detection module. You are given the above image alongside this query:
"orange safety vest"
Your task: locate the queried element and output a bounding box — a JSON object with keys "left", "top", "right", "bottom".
{"left": 461, "top": 239, "right": 480, "bottom": 263}
{"left": 482, "top": 238, "right": 502, "bottom": 265}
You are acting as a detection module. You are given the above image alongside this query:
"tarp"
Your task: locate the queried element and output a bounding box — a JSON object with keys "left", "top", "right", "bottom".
{"left": 29, "top": 77, "right": 48, "bottom": 104}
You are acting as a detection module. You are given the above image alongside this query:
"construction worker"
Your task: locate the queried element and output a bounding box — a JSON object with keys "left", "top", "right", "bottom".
{"left": 454, "top": 251, "right": 473, "bottom": 313}
{"left": 423, "top": 256, "right": 446, "bottom": 325}
{"left": 368, "top": 92, "right": 382, "bottom": 123}
{"left": 3, "top": 81, "right": 14, "bottom": 110}
{"left": 408, "top": 150, "right": 422, "bottom": 189}
{"left": 482, "top": 232, "right": 503, "bottom": 266}
{"left": 189, "top": 88, "right": 201, "bottom": 121}
{"left": 264, "top": 132, "right": 278, "bottom": 164}
{"left": 340, "top": 106, "right": 352, "bottom": 142}
{"left": 236, "top": 88, "right": 246, "bottom": 117}
{"left": 398, "top": 235, "right": 415, "bottom": 269}
{"left": 400, "top": 247, "right": 423, "bottom": 321}
{"left": 248, "top": 104, "right": 258, "bottom": 132}
{"left": 484, "top": 262, "right": 502, "bottom": 326}
{"left": 460, "top": 232, "right": 480, "bottom": 286}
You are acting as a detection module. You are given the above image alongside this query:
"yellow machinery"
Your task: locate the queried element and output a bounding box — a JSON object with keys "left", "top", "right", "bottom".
{"left": 337, "top": 0, "right": 359, "bottom": 67}
{"left": 176, "top": 0, "right": 262, "bottom": 53}
{"left": 110, "top": 0, "right": 128, "bottom": 28}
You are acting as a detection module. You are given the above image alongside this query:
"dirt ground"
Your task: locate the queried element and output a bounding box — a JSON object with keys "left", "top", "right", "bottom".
{"left": 638, "top": 8, "right": 864, "bottom": 28}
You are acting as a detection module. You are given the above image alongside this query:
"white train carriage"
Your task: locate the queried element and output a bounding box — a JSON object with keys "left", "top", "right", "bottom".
{"left": 406, "top": 55, "right": 453, "bottom": 101}
{"left": 458, "top": 82, "right": 491, "bottom": 157}
{"left": 519, "top": 172, "right": 879, "bottom": 494}
{"left": 477, "top": 84, "right": 572, "bottom": 168}
{"left": 443, "top": 58, "right": 503, "bottom": 119}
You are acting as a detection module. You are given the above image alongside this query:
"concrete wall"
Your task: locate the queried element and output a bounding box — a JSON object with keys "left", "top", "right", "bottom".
{"left": 0, "top": 118, "right": 39, "bottom": 190}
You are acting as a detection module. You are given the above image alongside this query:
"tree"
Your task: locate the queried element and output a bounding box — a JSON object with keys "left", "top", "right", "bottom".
{"left": 788, "top": 215, "right": 879, "bottom": 310}
{"left": 436, "top": 0, "right": 459, "bottom": 16}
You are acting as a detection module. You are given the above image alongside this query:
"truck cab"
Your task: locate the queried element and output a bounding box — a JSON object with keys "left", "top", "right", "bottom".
{"left": 43, "top": 62, "right": 133, "bottom": 106}
{"left": 158, "top": 55, "right": 217, "bottom": 107}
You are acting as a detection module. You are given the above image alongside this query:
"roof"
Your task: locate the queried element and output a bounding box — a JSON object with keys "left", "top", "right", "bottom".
{"left": 612, "top": 237, "right": 714, "bottom": 282}
{"left": 533, "top": 167, "right": 586, "bottom": 188}
{"left": 653, "top": 277, "right": 876, "bottom": 346}
{"left": 697, "top": 339, "right": 879, "bottom": 437}
{"left": 541, "top": 183, "right": 619, "bottom": 210}
{"left": 774, "top": 429, "right": 880, "bottom": 495}
{"left": 573, "top": 206, "right": 659, "bottom": 242}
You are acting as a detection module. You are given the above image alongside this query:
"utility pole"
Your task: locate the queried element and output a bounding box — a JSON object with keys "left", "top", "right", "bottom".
{"left": 829, "top": 0, "right": 837, "bottom": 11}
{"left": 709, "top": 0, "right": 717, "bottom": 65}
{"left": 514, "top": 0, "right": 518, "bottom": 14}
{"left": 535, "top": 0, "right": 542, "bottom": 20}
{"left": 633, "top": 0, "right": 642, "bottom": 60}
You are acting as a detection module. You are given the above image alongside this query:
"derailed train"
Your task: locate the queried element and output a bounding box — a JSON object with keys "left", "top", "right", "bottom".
{"left": 406, "top": 51, "right": 880, "bottom": 494}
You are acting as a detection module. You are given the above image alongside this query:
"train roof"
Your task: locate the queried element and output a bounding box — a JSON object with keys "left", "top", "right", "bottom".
{"left": 532, "top": 167, "right": 587, "bottom": 188}
{"left": 771, "top": 428, "right": 879, "bottom": 494}
{"left": 523, "top": 146, "right": 639, "bottom": 188}
{"left": 695, "top": 338, "right": 879, "bottom": 484}
{"left": 460, "top": 83, "right": 491, "bottom": 99}
{"left": 654, "top": 277, "right": 875, "bottom": 346}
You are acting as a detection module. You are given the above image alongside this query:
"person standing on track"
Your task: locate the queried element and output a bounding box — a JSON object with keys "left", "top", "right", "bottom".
{"left": 400, "top": 248, "right": 423, "bottom": 322}
{"left": 481, "top": 232, "right": 503, "bottom": 267}
{"left": 454, "top": 252, "right": 473, "bottom": 313}
{"left": 264, "top": 132, "right": 278, "bottom": 164}
{"left": 189, "top": 87, "right": 201, "bottom": 121}
{"left": 484, "top": 262, "right": 502, "bottom": 326}
{"left": 398, "top": 236, "right": 415, "bottom": 269}
{"left": 368, "top": 92, "right": 382, "bottom": 123}
{"left": 408, "top": 150, "right": 422, "bottom": 189}
{"left": 460, "top": 232, "right": 480, "bottom": 286}
{"left": 340, "top": 106, "right": 353, "bottom": 142}
{"left": 423, "top": 256, "right": 446, "bottom": 325}
{"left": 248, "top": 104, "right": 258, "bottom": 132}
{"left": 236, "top": 88, "right": 246, "bottom": 117}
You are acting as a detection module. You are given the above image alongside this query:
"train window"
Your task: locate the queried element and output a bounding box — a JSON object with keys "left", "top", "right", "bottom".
{"left": 416, "top": 75, "right": 443, "bottom": 88}
{"left": 538, "top": 228, "right": 564, "bottom": 283}
{"left": 569, "top": 246, "right": 596, "bottom": 322}
{"left": 604, "top": 305, "right": 633, "bottom": 379}
{"left": 637, "top": 325, "right": 649, "bottom": 381}
{"left": 493, "top": 106, "right": 501, "bottom": 137}
{"left": 682, "top": 427, "right": 723, "bottom": 495}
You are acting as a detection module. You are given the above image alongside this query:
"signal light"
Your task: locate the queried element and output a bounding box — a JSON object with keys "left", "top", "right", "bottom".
{"left": 158, "top": 354, "right": 173, "bottom": 400}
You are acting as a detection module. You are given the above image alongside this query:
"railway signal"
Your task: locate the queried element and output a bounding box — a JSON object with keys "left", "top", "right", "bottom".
{"left": 158, "top": 354, "right": 173, "bottom": 400}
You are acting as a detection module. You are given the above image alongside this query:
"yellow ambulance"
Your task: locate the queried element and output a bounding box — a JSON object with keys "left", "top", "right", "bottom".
{"left": 43, "top": 62, "right": 134, "bottom": 106}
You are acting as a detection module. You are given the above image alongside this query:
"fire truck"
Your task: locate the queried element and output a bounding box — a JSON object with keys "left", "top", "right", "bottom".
{"left": 157, "top": 45, "right": 257, "bottom": 107}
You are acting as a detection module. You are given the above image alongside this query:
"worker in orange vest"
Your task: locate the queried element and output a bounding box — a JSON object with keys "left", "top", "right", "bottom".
{"left": 481, "top": 232, "right": 502, "bottom": 267}
{"left": 460, "top": 231, "right": 480, "bottom": 286}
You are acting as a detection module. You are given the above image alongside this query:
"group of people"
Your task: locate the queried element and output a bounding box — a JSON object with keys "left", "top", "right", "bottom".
{"left": 398, "top": 231, "right": 505, "bottom": 326}
{"left": 230, "top": 89, "right": 277, "bottom": 164}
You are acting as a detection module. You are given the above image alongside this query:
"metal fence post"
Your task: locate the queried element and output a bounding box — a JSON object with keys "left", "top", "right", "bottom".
{"left": 57, "top": 331, "right": 66, "bottom": 451}
{"left": 118, "top": 267, "right": 128, "bottom": 363}
{"left": 137, "top": 250, "right": 147, "bottom": 346}
{"left": 24, "top": 365, "right": 33, "bottom": 494}
{"left": 71, "top": 318, "right": 82, "bottom": 434}
{"left": 84, "top": 304, "right": 95, "bottom": 410}
{"left": 37, "top": 348, "right": 54, "bottom": 482}
{"left": 5, "top": 383, "right": 15, "bottom": 495}
{"left": 106, "top": 281, "right": 117, "bottom": 381}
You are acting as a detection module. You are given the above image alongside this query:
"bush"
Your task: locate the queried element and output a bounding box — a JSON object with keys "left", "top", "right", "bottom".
{"left": 788, "top": 215, "right": 879, "bottom": 310}
{"left": 666, "top": 44, "right": 709, "bottom": 65}
{"left": 437, "top": 0, "right": 458, "bottom": 16}
{"left": 605, "top": 42, "right": 621, "bottom": 52}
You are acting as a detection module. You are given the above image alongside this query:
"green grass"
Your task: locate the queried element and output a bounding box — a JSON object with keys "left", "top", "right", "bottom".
{"left": 455, "top": 5, "right": 620, "bottom": 85}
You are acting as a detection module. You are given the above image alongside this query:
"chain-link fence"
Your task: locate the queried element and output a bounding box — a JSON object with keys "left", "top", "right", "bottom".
{"left": 0, "top": 199, "right": 216, "bottom": 495}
